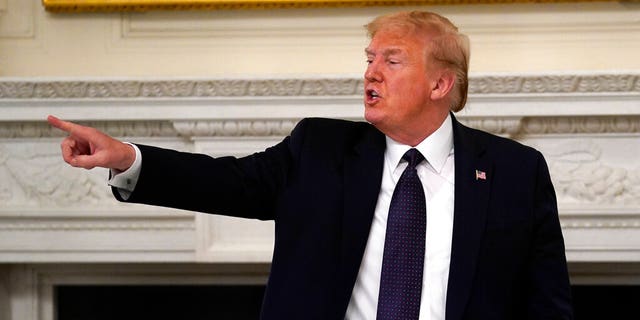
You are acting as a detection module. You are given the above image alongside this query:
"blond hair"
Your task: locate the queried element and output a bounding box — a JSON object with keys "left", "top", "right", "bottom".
{"left": 366, "top": 11, "right": 470, "bottom": 112}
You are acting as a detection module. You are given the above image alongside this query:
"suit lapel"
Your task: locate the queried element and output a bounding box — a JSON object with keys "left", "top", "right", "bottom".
{"left": 334, "top": 125, "right": 386, "bottom": 318}
{"left": 446, "top": 115, "right": 493, "bottom": 320}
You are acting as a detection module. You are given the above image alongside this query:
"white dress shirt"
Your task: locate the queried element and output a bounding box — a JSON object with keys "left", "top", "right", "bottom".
{"left": 110, "top": 116, "right": 455, "bottom": 320}
{"left": 345, "top": 114, "right": 455, "bottom": 320}
{"left": 108, "top": 142, "right": 142, "bottom": 199}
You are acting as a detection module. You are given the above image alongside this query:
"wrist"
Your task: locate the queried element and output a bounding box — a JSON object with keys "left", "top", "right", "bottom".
{"left": 116, "top": 143, "right": 136, "bottom": 172}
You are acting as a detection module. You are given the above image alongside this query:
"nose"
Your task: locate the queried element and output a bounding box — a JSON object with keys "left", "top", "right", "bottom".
{"left": 364, "top": 60, "right": 382, "bottom": 83}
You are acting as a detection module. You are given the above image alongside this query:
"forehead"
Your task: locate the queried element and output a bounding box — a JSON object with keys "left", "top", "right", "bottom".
{"left": 365, "top": 29, "right": 427, "bottom": 55}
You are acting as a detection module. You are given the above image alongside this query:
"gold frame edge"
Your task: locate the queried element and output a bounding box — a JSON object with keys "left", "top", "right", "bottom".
{"left": 42, "top": 0, "right": 629, "bottom": 13}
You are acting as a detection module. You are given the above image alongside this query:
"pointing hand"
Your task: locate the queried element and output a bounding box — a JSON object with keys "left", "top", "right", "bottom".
{"left": 47, "top": 115, "right": 135, "bottom": 171}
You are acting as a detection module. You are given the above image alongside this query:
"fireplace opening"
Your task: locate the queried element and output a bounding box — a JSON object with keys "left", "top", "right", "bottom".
{"left": 55, "top": 284, "right": 638, "bottom": 319}
{"left": 572, "top": 285, "right": 639, "bottom": 319}
{"left": 55, "top": 285, "right": 266, "bottom": 320}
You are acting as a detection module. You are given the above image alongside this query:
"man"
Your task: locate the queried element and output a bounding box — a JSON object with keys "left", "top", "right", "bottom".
{"left": 49, "top": 11, "right": 573, "bottom": 320}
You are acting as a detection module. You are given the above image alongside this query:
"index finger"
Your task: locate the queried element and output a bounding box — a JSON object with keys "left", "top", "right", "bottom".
{"left": 47, "top": 115, "right": 80, "bottom": 134}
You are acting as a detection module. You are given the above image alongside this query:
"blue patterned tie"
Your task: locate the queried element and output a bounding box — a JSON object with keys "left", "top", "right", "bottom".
{"left": 377, "top": 148, "right": 426, "bottom": 320}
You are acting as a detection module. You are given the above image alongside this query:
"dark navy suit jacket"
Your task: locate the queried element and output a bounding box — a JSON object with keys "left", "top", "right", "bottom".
{"left": 115, "top": 115, "right": 573, "bottom": 319}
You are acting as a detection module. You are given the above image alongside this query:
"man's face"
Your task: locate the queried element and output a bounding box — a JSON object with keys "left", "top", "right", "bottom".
{"left": 364, "top": 29, "right": 436, "bottom": 136}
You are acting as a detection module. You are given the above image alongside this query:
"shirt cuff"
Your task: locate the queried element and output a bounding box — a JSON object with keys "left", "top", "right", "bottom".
{"left": 108, "top": 142, "right": 142, "bottom": 200}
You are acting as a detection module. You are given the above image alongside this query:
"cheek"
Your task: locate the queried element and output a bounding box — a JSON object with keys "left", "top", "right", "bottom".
{"left": 405, "top": 80, "right": 430, "bottom": 102}
{"left": 395, "top": 87, "right": 430, "bottom": 117}
{"left": 393, "top": 84, "right": 423, "bottom": 103}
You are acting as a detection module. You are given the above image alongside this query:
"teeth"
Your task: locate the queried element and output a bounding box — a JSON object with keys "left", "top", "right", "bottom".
{"left": 369, "top": 90, "right": 379, "bottom": 98}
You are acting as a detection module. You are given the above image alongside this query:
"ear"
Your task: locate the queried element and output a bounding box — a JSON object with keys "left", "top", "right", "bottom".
{"left": 430, "top": 70, "right": 456, "bottom": 102}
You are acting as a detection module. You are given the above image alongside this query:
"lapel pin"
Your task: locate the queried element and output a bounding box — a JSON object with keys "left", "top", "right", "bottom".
{"left": 475, "top": 170, "right": 486, "bottom": 181}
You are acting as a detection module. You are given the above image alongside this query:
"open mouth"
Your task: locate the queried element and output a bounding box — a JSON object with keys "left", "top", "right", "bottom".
{"left": 366, "top": 89, "right": 380, "bottom": 101}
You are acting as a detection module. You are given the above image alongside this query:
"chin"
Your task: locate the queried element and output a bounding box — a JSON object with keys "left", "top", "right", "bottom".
{"left": 363, "top": 109, "right": 378, "bottom": 124}
{"left": 364, "top": 111, "right": 385, "bottom": 129}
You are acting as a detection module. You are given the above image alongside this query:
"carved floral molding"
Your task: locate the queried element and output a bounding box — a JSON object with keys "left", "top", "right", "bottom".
{"left": 0, "top": 78, "right": 364, "bottom": 99}
{"left": 1, "top": 74, "right": 638, "bottom": 99}
{"left": 545, "top": 141, "right": 640, "bottom": 207}
{"left": 469, "top": 74, "right": 639, "bottom": 94}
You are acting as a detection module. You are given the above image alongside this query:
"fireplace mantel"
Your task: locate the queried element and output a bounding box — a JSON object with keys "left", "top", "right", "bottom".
{"left": 1, "top": 73, "right": 639, "bottom": 319}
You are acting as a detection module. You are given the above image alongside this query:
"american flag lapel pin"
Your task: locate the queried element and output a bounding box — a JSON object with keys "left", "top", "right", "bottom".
{"left": 475, "top": 170, "right": 486, "bottom": 181}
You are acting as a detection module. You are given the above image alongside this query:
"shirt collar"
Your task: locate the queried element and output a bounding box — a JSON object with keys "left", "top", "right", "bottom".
{"left": 385, "top": 113, "right": 454, "bottom": 174}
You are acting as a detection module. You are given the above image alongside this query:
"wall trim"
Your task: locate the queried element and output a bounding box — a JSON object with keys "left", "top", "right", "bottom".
{"left": 2, "top": 116, "right": 640, "bottom": 139}
{"left": 1, "top": 73, "right": 638, "bottom": 99}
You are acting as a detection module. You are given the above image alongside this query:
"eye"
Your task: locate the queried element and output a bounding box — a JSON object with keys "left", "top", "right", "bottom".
{"left": 366, "top": 59, "right": 373, "bottom": 65}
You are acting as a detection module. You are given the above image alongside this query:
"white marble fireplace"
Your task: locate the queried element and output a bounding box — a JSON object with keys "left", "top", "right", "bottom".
{"left": 1, "top": 73, "right": 639, "bottom": 319}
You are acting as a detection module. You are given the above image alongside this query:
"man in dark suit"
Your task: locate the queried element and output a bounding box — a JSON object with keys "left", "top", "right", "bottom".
{"left": 48, "top": 11, "right": 572, "bottom": 320}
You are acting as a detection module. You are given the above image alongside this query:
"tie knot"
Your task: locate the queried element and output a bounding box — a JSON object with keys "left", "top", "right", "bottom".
{"left": 402, "top": 148, "right": 424, "bottom": 168}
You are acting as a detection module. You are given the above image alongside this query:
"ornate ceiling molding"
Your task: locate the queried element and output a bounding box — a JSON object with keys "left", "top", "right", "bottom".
{"left": 1, "top": 73, "right": 638, "bottom": 99}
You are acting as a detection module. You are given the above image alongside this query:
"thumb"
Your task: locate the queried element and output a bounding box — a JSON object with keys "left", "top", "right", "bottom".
{"left": 69, "top": 154, "right": 100, "bottom": 170}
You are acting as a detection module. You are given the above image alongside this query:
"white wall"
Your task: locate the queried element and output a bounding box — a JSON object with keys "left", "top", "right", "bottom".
{"left": 1, "top": 1, "right": 639, "bottom": 77}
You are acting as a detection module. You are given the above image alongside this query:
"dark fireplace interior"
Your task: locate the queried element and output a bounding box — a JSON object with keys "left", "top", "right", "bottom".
{"left": 56, "top": 285, "right": 265, "bottom": 320}
{"left": 571, "top": 285, "right": 639, "bottom": 319}
{"left": 55, "top": 285, "right": 638, "bottom": 319}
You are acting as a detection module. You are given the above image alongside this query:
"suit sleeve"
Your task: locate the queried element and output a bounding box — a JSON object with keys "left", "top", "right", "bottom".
{"left": 527, "top": 151, "right": 574, "bottom": 319}
{"left": 112, "top": 119, "right": 309, "bottom": 220}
